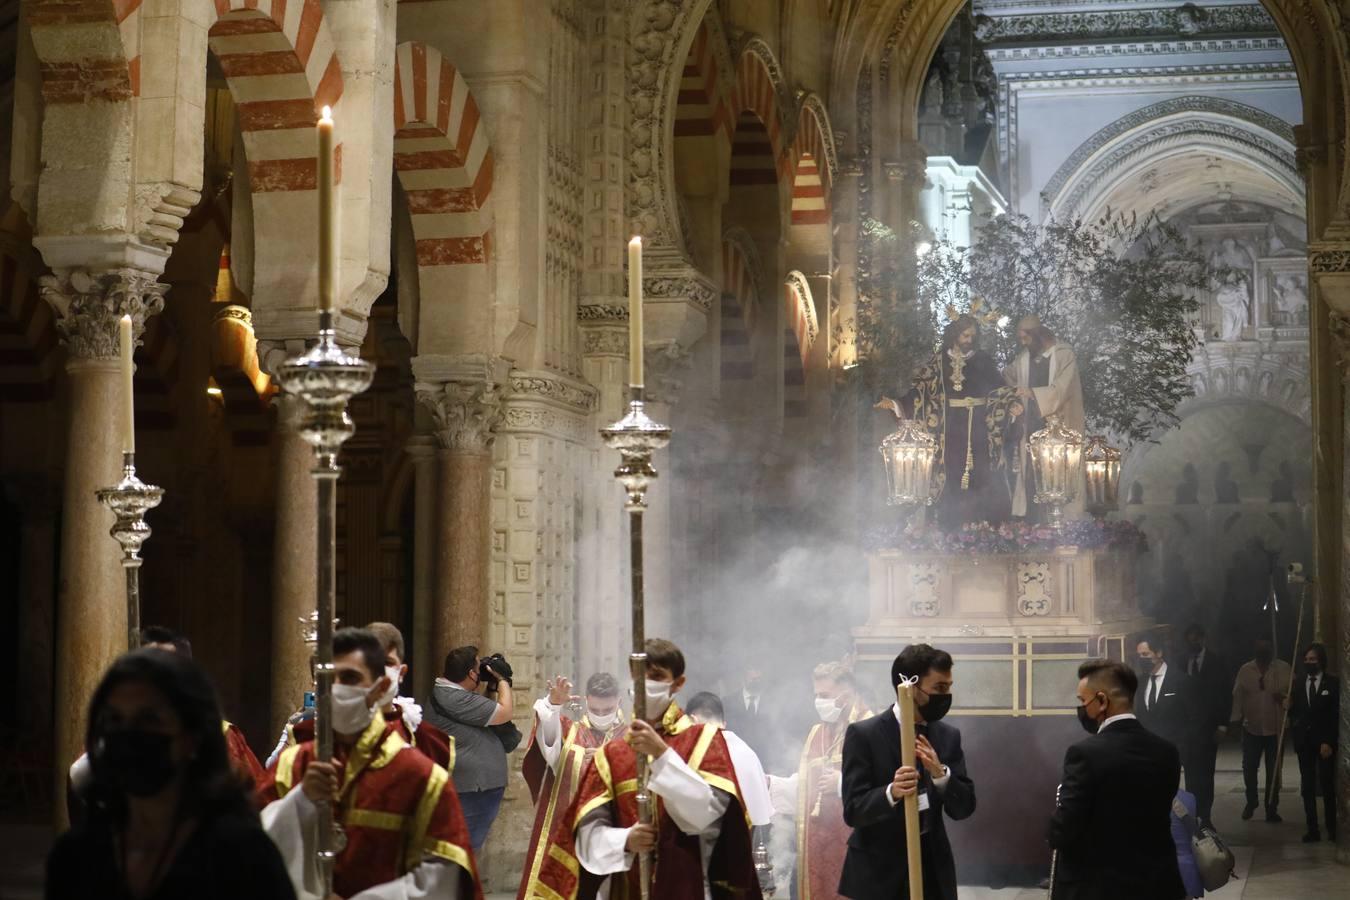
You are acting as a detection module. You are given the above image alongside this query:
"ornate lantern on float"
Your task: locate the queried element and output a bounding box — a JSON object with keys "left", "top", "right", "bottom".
{"left": 1083, "top": 435, "right": 1122, "bottom": 519}
{"left": 880, "top": 419, "right": 938, "bottom": 509}
{"left": 1030, "top": 414, "right": 1085, "bottom": 532}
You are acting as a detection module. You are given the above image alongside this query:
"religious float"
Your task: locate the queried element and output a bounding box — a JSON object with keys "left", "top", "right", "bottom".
{"left": 860, "top": 409, "right": 1141, "bottom": 883}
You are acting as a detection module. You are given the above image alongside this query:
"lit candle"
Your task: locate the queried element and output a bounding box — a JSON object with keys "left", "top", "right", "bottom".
{"left": 317, "top": 106, "right": 335, "bottom": 312}
{"left": 628, "top": 236, "right": 644, "bottom": 388}
{"left": 119, "top": 315, "right": 135, "bottom": 455}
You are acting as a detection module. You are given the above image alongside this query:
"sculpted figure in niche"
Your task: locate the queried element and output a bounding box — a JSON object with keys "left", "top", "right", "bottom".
{"left": 1210, "top": 237, "right": 1254, "bottom": 341}
{"left": 1273, "top": 274, "right": 1308, "bottom": 326}
{"left": 1175, "top": 463, "right": 1200, "bottom": 505}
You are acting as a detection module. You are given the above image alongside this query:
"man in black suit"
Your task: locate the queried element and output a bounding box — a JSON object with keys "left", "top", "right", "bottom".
{"left": 1289, "top": 642, "right": 1339, "bottom": 842}
{"left": 839, "top": 644, "right": 976, "bottom": 900}
{"left": 1133, "top": 634, "right": 1189, "bottom": 752}
{"left": 1049, "top": 658, "right": 1184, "bottom": 900}
{"left": 1181, "top": 623, "right": 1228, "bottom": 825}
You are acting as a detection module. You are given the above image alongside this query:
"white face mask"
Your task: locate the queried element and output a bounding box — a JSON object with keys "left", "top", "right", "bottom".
{"left": 375, "top": 666, "right": 401, "bottom": 709}
{"left": 587, "top": 709, "right": 619, "bottom": 729}
{"left": 331, "top": 683, "right": 375, "bottom": 735}
{"left": 644, "top": 679, "right": 673, "bottom": 714}
{"left": 815, "top": 697, "right": 844, "bottom": 723}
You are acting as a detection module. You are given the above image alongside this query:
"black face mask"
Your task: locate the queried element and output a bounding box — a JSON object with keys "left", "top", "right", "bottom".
{"left": 919, "top": 691, "right": 953, "bottom": 723}
{"left": 1134, "top": 658, "right": 1155, "bottom": 675}
{"left": 97, "top": 730, "right": 177, "bottom": 798}
{"left": 1077, "top": 694, "right": 1105, "bottom": 734}
{"left": 1255, "top": 651, "right": 1274, "bottom": 666}
{"left": 1305, "top": 664, "right": 1320, "bottom": 677}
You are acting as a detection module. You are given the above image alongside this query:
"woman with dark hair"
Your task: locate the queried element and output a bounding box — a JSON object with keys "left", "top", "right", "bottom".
{"left": 46, "top": 649, "right": 295, "bottom": 900}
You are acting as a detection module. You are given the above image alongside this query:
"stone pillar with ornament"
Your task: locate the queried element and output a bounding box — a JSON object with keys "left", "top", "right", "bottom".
{"left": 38, "top": 267, "right": 166, "bottom": 821}
{"left": 257, "top": 340, "right": 319, "bottom": 738}
{"left": 415, "top": 358, "right": 505, "bottom": 657}
{"left": 1308, "top": 245, "right": 1350, "bottom": 863}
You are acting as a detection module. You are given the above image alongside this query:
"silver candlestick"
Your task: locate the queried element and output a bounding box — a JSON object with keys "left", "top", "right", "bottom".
{"left": 96, "top": 453, "right": 165, "bottom": 651}
{"left": 600, "top": 385, "right": 671, "bottom": 900}
{"left": 275, "top": 309, "right": 373, "bottom": 894}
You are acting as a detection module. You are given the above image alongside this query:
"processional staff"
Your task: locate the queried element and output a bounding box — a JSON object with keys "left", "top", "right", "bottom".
{"left": 895, "top": 675, "right": 924, "bottom": 900}
{"left": 600, "top": 236, "right": 670, "bottom": 900}
{"left": 275, "top": 106, "right": 374, "bottom": 897}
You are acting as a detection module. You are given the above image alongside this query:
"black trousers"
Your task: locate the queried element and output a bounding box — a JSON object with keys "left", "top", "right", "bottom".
{"left": 1184, "top": 736, "right": 1218, "bottom": 822}
{"left": 1296, "top": 742, "right": 1337, "bottom": 836}
{"left": 1242, "top": 731, "right": 1279, "bottom": 810}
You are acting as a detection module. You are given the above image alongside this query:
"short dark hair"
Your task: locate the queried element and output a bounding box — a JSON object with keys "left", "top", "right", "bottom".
{"left": 365, "top": 622, "right": 406, "bottom": 662}
{"left": 586, "top": 672, "right": 620, "bottom": 698}
{"left": 685, "top": 691, "right": 725, "bottom": 721}
{"left": 141, "top": 626, "right": 192, "bottom": 658}
{"left": 1135, "top": 632, "right": 1165, "bottom": 657}
{"left": 333, "top": 628, "right": 386, "bottom": 682}
{"left": 443, "top": 645, "right": 479, "bottom": 682}
{"left": 1078, "top": 658, "right": 1138, "bottom": 702}
{"left": 892, "top": 644, "right": 953, "bottom": 687}
{"left": 645, "top": 638, "right": 685, "bottom": 678}
{"left": 1304, "top": 642, "right": 1328, "bottom": 669}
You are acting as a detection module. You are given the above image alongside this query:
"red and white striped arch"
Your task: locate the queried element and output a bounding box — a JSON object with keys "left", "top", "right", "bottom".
{"left": 720, "top": 235, "right": 760, "bottom": 386}
{"left": 730, "top": 44, "right": 789, "bottom": 184}
{"left": 790, "top": 102, "right": 834, "bottom": 227}
{"left": 393, "top": 41, "right": 494, "bottom": 268}
{"left": 27, "top": 0, "right": 138, "bottom": 103}
{"left": 207, "top": 0, "right": 344, "bottom": 193}
{"left": 674, "top": 20, "right": 733, "bottom": 143}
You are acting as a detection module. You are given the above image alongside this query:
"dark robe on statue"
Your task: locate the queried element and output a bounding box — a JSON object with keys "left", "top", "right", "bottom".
{"left": 901, "top": 347, "right": 1019, "bottom": 530}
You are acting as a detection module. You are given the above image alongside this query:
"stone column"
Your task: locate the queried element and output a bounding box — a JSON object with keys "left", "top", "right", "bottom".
{"left": 406, "top": 436, "right": 438, "bottom": 700}
{"left": 417, "top": 380, "right": 502, "bottom": 657}
{"left": 266, "top": 389, "right": 317, "bottom": 738}
{"left": 38, "top": 268, "right": 165, "bottom": 825}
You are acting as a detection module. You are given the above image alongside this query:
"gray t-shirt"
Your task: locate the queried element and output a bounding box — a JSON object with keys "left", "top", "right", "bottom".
{"left": 425, "top": 681, "right": 508, "bottom": 792}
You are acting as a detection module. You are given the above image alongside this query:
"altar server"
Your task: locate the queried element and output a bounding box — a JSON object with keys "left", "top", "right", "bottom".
{"left": 259, "top": 627, "right": 480, "bottom": 900}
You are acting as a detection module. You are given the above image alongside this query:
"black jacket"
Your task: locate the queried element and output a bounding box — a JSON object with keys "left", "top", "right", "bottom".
{"left": 1134, "top": 665, "right": 1189, "bottom": 750}
{"left": 1048, "top": 717, "right": 1185, "bottom": 900}
{"left": 839, "top": 708, "right": 976, "bottom": 900}
{"left": 1183, "top": 649, "right": 1229, "bottom": 738}
{"left": 1290, "top": 671, "right": 1339, "bottom": 753}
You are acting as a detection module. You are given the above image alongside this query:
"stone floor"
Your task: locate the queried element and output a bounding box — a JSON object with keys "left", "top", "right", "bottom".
{"left": 1, "top": 744, "right": 1346, "bottom": 899}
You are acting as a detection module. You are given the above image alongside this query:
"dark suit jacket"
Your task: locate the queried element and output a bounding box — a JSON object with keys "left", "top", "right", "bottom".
{"left": 1290, "top": 672, "right": 1339, "bottom": 753}
{"left": 838, "top": 709, "right": 976, "bottom": 900}
{"left": 1184, "top": 649, "right": 1229, "bottom": 738}
{"left": 1135, "top": 665, "right": 1189, "bottom": 751}
{"left": 1049, "top": 718, "right": 1185, "bottom": 900}
{"left": 724, "top": 689, "right": 775, "bottom": 765}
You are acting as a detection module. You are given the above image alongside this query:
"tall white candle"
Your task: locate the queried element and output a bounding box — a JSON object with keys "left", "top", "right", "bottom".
{"left": 119, "top": 315, "right": 135, "bottom": 455}
{"left": 628, "top": 236, "right": 643, "bottom": 388}
{"left": 317, "top": 106, "right": 335, "bottom": 312}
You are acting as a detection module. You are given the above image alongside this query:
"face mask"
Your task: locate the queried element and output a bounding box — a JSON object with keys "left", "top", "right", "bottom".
{"left": 1134, "top": 658, "right": 1155, "bottom": 675}
{"left": 97, "top": 730, "right": 177, "bottom": 798}
{"left": 920, "top": 692, "right": 953, "bottom": 723}
{"left": 1255, "top": 651, "right": 1274, "bottom": 665}
{"left": 815, "top": 698, "right": 844, "bottom": 723}
{"left": 1305, "top": 664, "right": 1320, "bottom": 677}
{"left": 644, "top": 680, "right": 672, "bottom": 713}
{"left": 375, "top": 666, "right": 400, "bottom": 709}
{"left": 587, "top": 709, "right": 619, "bottom": 729}
{"left": 1077, "top": 703, "right": 1101, "bottom": 735}
{"left": 331, "top": 683, "right": 375, "bottom": 735}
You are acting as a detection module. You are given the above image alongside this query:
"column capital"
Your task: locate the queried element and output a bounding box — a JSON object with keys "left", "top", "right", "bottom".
{"left": 415, "top": 379, "right": 503, "bottom": 454}
{"left": 37, "top": 268, "right": 166, "bottom": 363}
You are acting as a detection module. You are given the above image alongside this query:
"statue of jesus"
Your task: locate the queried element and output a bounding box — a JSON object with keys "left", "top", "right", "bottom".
{"left": 878, "top": 314, "right": 1022, "bottom": 529}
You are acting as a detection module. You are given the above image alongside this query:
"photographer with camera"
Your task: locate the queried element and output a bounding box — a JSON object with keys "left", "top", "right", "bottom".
{"left": 426, "top": 645, "right": 521, "bottom": 853}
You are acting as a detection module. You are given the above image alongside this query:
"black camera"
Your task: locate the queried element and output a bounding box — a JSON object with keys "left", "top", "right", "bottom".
{"left": 478, "top": 653, "right": 513, "bottom": 688}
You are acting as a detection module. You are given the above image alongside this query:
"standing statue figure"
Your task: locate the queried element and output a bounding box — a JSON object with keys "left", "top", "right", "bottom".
{"left": 878, "top": 314, "right": 1021, "bottom": 529}
{"left": 1003, "top": 315, "right": 1086, "bottom": 521}
{"left": 1210, "top": 237, "right": 1253, "bottom": 341}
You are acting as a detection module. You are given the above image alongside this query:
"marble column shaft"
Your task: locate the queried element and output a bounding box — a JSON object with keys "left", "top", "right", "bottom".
{"left": 38, "top": 269, "right": 165, "bottom": 826}
{"left": 270, "top": 393, "right": 318, "bottom": 737}
{"left": 407, "top": 437, "right": 439, "bottom": 701}
{"left": 417, "top": 380, "right": 502, "bottom": 660}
